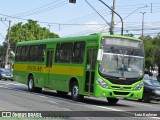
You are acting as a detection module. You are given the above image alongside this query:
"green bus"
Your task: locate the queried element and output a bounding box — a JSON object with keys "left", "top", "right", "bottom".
{"left": 13, "top": 33, "right": 144, "bottom": 104}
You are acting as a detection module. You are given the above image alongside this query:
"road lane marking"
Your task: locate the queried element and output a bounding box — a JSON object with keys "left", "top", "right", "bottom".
{"left": 124, "top": 100, "right": 159, "bottom": 109}
{"left": 0, "top": 108, "right": 8, "bottom": 111}
{"left": 39, "top": 95, "right": 47, "bottom": 98}
{"left": 0, "top": 85, "right": 8, "bottom": 88}
{"left": 49, "top": 100, "right": 57, "bottom": 104}
{"left": 0, "top": 82, "right": 24, "bottom": 86}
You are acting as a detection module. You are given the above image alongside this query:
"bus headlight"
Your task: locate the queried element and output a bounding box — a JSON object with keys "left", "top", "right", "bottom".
{"left": 134, "top": 82, "right": 144, "bottom": 90}
{"left": 97, "top": 78, "right": 109, "bottom": 88}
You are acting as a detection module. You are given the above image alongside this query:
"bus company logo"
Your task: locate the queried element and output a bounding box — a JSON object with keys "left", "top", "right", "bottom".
{"left": 2, "top": 112, "right": 11, "bottom": 118}
{"left": 120, "top": 86, "right": 124, "bottom": 90}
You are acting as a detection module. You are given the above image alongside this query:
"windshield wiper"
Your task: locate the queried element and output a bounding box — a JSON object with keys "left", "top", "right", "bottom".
{"left": 111, "top": 46, "right": 125, "bottom": 77}
{"left": 111, "top": 46, "right": 119, "bottom": 67}
{"left": 128, "top": 49, "right": 135, "bottom": 66}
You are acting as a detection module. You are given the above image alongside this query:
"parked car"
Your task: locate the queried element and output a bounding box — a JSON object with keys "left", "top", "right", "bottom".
{"left": 0, "top": 68, "right": 13, "bottom": 81}
{"left": 139, "top": 76, "right": 160, "bottom": 103}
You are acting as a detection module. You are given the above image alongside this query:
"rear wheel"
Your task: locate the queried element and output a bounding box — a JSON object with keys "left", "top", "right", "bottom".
{"left": 28, "top": 76, "right": 35, "bottom": 92}
{"left": 107, "top": 98, "right": 119, "bottom": 104}
{"left": 71, "top": 82, "right": 84, "bottom": 101}
{"left": 28, "top": 76, "right": 42, "bottom": 92}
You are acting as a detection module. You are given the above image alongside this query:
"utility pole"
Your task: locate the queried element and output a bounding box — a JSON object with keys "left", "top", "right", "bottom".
{"left": 110, "top": 0, "right": 116, "bottom": 34}
{"left": 140, "top": 12, "right": 146, "bottom": 40}
{"left": 5, "top": 20, "right": 11, "bottom": 68}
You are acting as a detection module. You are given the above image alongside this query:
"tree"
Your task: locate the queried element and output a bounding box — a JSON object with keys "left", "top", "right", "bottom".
{"left": 8, "top": 20, "right": 59, "bottom": 51}
{"left": 143, "top": 36, "right": 155, "bottom": 71}
{"left": 152, "top": 33, "right": 160, "bottom": 77}
{"left": 124, "top": 33, "right": 134, "bottom": 37}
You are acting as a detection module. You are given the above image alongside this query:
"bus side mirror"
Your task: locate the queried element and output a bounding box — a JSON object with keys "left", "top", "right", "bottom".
{"left": 97, "top": 49, "right": 103, "bottom": 61}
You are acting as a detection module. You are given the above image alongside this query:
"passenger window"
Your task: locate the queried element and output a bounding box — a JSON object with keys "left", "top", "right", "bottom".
{"left": 60, "top": 43, "right": 73, "bottom": 62}
{"left": 20, "top": 46, "right": 29, "bottom": 61}
{"left": 55, "top": 43, "right": 60, "bottom": 62}
{"left": 72, "top": 42, "right": 85, "bottom": 63}
{"left": 15, "top": 47, "right": 21, "bottom": 62}
{"left": 38, "top": 44, "right": 46, "bottom": 62}
{"left": 28, "top": 45, "right": 39, "bottom": 62}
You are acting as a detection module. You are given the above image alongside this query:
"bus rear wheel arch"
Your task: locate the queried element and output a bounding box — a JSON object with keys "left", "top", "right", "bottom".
{"left": 28, "top": 75, "right": 42, "bottom": 93}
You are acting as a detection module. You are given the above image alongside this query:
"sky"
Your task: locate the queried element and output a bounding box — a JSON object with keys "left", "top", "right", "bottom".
{"left": 0, "top": 0, "right": 160, "bottom": 44}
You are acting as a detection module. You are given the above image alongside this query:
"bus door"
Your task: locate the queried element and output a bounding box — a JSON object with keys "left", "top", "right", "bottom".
{"left": 45, "top": 49, "right": 54, "bottom": 87}
{"left": 85, "top": 48, "right": 97, "bottom": 94}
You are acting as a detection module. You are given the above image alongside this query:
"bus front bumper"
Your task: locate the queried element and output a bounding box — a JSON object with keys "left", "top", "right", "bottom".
{"left": 94, "top": 85, "right": 143, "bottom": 99}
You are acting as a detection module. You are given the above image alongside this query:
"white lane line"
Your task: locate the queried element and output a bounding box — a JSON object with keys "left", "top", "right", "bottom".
{"left": 0, "top": 82, "right": 24, "bottom": 86}
{"left": 39, "top": 95, "right": 47, "bottom": 98}
{"left": 124, "top": 100, "right": 159, "bottom": 108}
{"left": 83, "top": 103, "right": 160, "bottom": 119}
{"left": 0, "top": 85, "right": 8, "bottom": 88}
{"left": 0, "top": 108, "right": 8, "bottom": 111}
{"left": 95, "top": 105, "right": 122, "bottom": 111}
{"left": 49, "top": 100, "right": 57, "bottom": 104}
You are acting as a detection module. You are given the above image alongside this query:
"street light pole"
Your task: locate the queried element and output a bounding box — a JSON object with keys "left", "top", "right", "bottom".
{"left": 5, "top": 20, "right": 11, "bottom": 68}
{"left": 140, "top": 12, "right": 146, "bottom": 40}
{"left": 110, "top": 0, "right": 116, "bottom": 35}
{"left": 98, "top": 0, "right": 123, "bottom": 35}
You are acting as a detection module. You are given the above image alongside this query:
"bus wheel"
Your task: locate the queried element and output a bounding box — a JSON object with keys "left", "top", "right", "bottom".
{"left": 28, "top": 76, "right": 35, "bottom": 92}
{"left": 71, "top": 82, "right": 84, "bottom": 101}
{"left": 107, "top": 98, "right": 119, "bottom": 104}
{"left": 57, "top": 91, "right": 68, "bottom": 95}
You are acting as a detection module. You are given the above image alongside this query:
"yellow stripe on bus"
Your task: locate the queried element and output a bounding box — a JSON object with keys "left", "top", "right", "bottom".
{"left": 50, "top": 65, "right": 84, "bottom": 76}
{"left": 14, "top": 64, "right": 84, "bottom": 76}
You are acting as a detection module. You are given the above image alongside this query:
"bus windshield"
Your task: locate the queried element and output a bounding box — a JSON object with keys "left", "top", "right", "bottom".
{"left": 99, "top": 37, "right": 144, "bottom": 79}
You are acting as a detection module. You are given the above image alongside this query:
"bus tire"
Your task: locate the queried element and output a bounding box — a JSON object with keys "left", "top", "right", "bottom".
{"left": 28, "top": 76, "right": 35, "bottom": 92}
{"left": 71, "top": 82, "right": 84, "bottom": 101}
{"left": 107, "top": 98, "right": 119, "bottom": 104}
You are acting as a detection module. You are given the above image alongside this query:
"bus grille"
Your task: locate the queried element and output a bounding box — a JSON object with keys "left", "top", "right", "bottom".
{"left": 113, "top": 91, "right": 129, "bottom": 95}
{"left": 108, "top": 79, "right": 139, "bottom": 85}
{"left": 111, "top": 86, "right": 132, "bottom": 90}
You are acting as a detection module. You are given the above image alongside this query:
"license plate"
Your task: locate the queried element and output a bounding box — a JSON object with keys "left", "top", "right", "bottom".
{"left": 116, "top": 97, "right": 124, "bottom": 99}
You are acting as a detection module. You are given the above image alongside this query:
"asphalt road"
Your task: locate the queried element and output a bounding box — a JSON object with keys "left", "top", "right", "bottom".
{"left": 0, "top": 80, "right": 160, "bottom": 120}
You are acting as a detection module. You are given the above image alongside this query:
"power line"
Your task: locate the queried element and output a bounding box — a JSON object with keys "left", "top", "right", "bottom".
{"left": 85, "top": 0, "right": 110, "bottom": 26}
{"left": 14, "top": 0, "right": 61, "bottom": 17}
{"left": 14, "top": 1, "right": 68, "bottom": 17}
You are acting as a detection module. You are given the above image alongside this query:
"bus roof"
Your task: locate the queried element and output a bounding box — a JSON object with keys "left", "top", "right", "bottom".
{"left": 16, "top": 33, "right": 141, "bottom": 46}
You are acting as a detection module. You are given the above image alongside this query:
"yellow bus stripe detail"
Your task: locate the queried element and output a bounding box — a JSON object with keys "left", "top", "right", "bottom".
{"left": 51, "top": 65, "right": 84, "bottom": 76}
{"left": 14, "top": 64, "right": 84, "bottom": 76}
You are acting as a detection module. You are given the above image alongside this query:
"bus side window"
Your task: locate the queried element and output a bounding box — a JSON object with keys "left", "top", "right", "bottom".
{"left": 55, "top": 43, "right": 60, "bottom": 62}
{"left": 73, "top": 42, "right": 85, "bottom": 63}
{"left": 38, "top": 44, "right": 46, "bottom": 62}
{"left": 28, "top": 45, "right": 39, "bottom": 62}
{"left": 59, "top": 43, "right": 73, "bottom": 63}
{"left": 20, "top": 46, "right": 29, "bottom": 62}
{"left": 15, "top": 46, "right": 21, "bottom": 62}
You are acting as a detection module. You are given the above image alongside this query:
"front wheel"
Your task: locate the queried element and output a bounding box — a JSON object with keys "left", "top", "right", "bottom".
{"left": 71, "top": 82, "right": 84, "bottom": 101}
{"left": 107, "top": 98, "right": 119, "bottom": 104}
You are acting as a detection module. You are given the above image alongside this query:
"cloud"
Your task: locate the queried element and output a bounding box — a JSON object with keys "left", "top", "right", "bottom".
{"left": 85, "top": 21, "right": 103, "bottom": 31}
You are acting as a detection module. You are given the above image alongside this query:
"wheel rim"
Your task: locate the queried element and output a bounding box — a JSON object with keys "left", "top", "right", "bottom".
{"left": 29, "top": 79, "right": 33, "bottom": 90}
{"left": 73, "top": 85, "right": 78, "bottom": 97}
